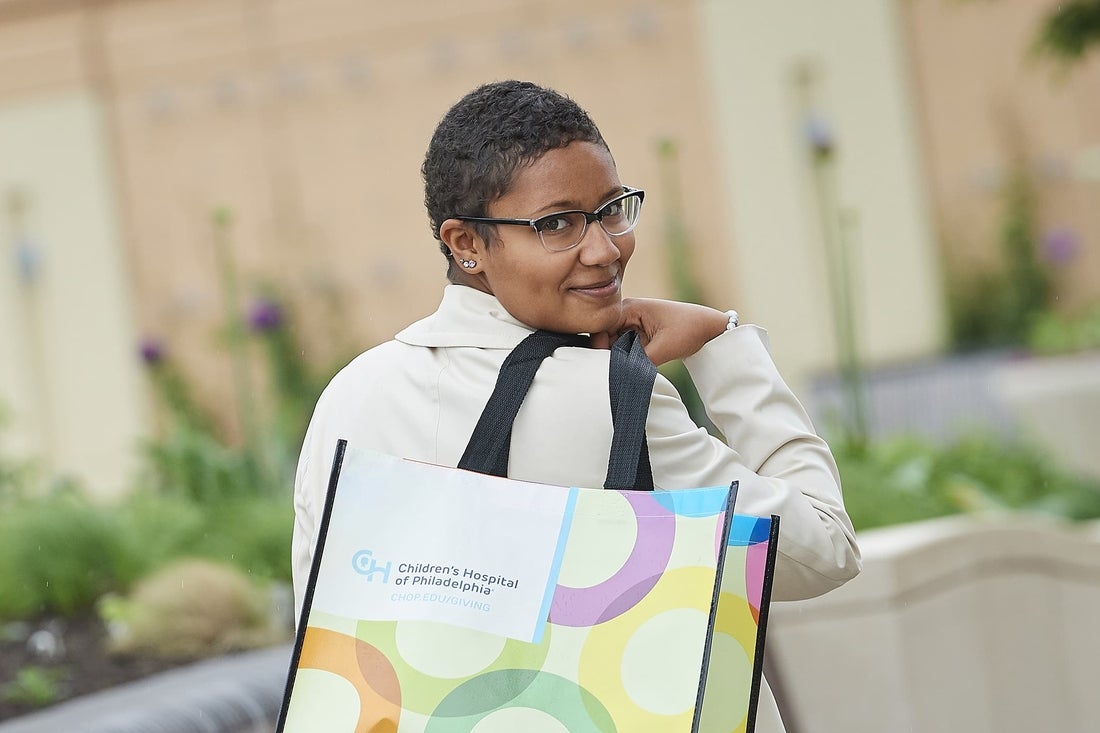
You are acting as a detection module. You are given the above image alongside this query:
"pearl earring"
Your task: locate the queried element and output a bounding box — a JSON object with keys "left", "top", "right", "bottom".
{"left": 461, "top": 259, "right": 477, "bottom": 269}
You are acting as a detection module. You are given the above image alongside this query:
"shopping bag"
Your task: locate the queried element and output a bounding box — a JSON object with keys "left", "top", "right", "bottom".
{"left": 699, "top": 513, "right": 779, "bottom": 733}
{"left": 277, "top": 330, "right": 779, "bottom": 732}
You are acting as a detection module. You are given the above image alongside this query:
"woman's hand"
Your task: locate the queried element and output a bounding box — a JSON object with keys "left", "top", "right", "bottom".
{"left": 592, "top": 298, "right": 731, "bottom": 365}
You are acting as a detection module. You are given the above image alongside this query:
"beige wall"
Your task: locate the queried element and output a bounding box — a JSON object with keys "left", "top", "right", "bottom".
{"left": 92, "top": 0, "right": 733, "bottom": 439}
{"left": 0, "top": 89, "right": 145, "bottom": 499}
{"left": 0, "top": 0, "right": 735, "bottom": 458}
{"left": 696, "top": 0, "right": 947, "bottom": 390}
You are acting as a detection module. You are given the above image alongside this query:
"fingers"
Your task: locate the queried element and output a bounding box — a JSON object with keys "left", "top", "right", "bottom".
{"left": 590, "top": 299, "right": 729, "bottom": 363}
{"left": 621, "top": 298, "right": 728, "bottom": 365}
{"left": 590, "top": 331, "right": 614, "bottom": 350}
{"left": 591, "top": 299, "right": 646, "bottom": 349}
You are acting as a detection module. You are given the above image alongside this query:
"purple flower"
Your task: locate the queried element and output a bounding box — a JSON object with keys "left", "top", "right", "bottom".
{"left": 247, "top": 297, "right": 283, "bottom": 332}
{"left": 1041, "top": 228, "right": 1079, "bottom": 267}
{"left": 139, "top": 337, "right": 165, "bottom": 365}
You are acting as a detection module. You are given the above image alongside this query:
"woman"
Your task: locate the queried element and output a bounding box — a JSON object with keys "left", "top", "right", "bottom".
{"left": 292, "top": 80, "right": 860, "bottom": 732}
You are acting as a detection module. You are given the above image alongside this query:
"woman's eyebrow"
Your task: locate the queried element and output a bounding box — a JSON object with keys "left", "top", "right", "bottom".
{"left": 598, "top": 185, "right": 627, "bottom": 203}
{"left": 533, "top": 186, "right": 626, "bottom": 216}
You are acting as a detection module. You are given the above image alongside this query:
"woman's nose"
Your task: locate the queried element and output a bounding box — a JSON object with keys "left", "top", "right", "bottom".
{"left": 576, "top": 223, "right": 622, "bottom": 266}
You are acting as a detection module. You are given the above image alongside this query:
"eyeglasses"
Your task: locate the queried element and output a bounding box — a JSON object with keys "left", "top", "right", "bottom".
{"left": 455, "top": 186, "right": 645, "bottom": 253}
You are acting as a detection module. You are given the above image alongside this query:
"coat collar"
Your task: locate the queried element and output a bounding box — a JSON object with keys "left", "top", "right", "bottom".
{"left": 395, "top": 285, "right": 537, "bottom": 349}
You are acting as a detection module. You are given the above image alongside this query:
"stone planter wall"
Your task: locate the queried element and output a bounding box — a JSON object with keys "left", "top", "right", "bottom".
{"left": 766, "top": 516, "right": 1100, "bottom": 733}
{"left": 0, "top": 644, "right": 292, "bottom": 733}
{"left": 991, "top": 350, "right": 1100, "bottom": 481}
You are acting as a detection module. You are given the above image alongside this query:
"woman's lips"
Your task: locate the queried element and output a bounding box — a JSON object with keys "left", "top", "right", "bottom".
{"left": 571, "top": 277, "right": 619, "bottom": 298}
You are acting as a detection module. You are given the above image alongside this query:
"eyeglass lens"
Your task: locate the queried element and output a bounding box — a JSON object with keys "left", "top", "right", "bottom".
{"left": 536, "top": 192, "right": 643, "bottom": 251}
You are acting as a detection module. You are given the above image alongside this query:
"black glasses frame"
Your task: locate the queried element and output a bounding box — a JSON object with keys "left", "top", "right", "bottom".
{"left": 454, "top": 186, "right": 645, "bottom": 252}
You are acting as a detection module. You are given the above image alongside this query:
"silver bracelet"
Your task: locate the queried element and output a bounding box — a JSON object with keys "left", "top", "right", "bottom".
{"left": 725, "top": 309, "right": 740, "bottom": 330}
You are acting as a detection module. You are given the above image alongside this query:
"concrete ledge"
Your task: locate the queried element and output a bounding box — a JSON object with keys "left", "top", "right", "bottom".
{"left": 991, "top": 350, "right": 1100, "bottom": 480}
{"left": 768, "top": 516, "right": 1100, "bottom": 733}
{"left": 0, "top": 644, "right": 293, "bottom": 733}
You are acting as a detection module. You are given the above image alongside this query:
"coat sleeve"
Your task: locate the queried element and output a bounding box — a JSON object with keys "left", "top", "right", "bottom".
{"left": 290, "top": 382, "right": 348, "bottom": 624}
{"left": 649, "top": 324, "right": 861, "bottom": 600}
{"left": 291, "top": 415, "right": 322, "bottom": 625}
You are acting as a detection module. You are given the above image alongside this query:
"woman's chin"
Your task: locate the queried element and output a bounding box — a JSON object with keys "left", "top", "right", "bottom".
{"left": 576, "top": 307, "right": 624, "bottom": 337}
{"left": 516, "top": 299, "right": 624, "bottom": 336}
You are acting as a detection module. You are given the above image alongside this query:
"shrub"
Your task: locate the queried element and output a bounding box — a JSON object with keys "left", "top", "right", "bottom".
{"left": 99, "top": 558, "right": 288, "bottom": 659}
{"left": 946, "top": 169, "right": 1053, "bottom": 352}
{"left": 177, "top": 496, "right": 294, "bottom": 582}
{"left": 140, "top": 422, "right": 268, "bottom": 503}
{"left": 1, "top": 666, "right": 65, "bottom": 707}
{"left": 0, "top": 485, "right": 293, "bottom": 622}
{"left": 1026, "top": 303, "right": 1100, "bottom": 355}
{"left": 836, "top": 433, "right": 1100, "bottom": 531}
{"left": 0, "top": 490, "right": 136, "bottom": 619}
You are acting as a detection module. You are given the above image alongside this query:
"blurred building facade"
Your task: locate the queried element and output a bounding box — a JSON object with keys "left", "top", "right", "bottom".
{"left": 0, "top": 0, "right": 1096, "bottom": 497}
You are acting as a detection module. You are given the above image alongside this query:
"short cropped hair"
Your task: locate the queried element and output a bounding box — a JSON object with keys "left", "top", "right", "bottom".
{"left": 422, "top": 80, "right": 608, "bottom": 277}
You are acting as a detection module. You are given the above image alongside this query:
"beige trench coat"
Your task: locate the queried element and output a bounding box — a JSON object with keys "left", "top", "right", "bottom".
{"left": 293, "top": 284, "right": 861, "bottom": 733}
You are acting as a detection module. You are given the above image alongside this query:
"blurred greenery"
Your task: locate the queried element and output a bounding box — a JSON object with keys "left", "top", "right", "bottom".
{"left": 947, "top": 168, "right": 1053, "bottom": 352}
{"left": 1026, "top": 303, "right": 1100, "bottom": 355}
{"left": 655, "top": 138, "right": 719, "bottom": 437}
{"left": 802, "top": 105, "right": 870, "bottom": 452}
{"left": 945, "top": 163, "right": 1099, "bottom": 356}
{"left": 0, "top": 208, "right": 335, "bottom": 623}
{"left": 1, "top": 666, "right": 64, "bottom": 708}
{"left": 0, "top": 487, "right": 135, "bottom": 619}
{"left": 0, "top": 483, "right": 293, "bottom": 621}
{"left": 137, "top": 210, "right": 335, "bottom": 504}
{"left": 1033, "top": 0, "right": 1100, "bottom": 62}
{"left": 836, "top": 433, "right": 1100, "bottom": 532}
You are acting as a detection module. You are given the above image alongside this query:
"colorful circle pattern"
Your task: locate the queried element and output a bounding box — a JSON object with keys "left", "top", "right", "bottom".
{"left": 289, "top": 489, "right": 770, "bottom": 732}
{"left": 549, "top": 492, "right": 676, "bottom": 627}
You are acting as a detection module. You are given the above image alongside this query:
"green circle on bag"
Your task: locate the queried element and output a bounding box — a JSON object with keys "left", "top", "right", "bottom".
{"left": 424, "top": 669, "right": 616, "bottom": 732}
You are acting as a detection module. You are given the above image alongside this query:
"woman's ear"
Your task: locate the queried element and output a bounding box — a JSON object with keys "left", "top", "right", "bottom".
{"left": 439, "top": 218, "right": 483, "bottom": 273}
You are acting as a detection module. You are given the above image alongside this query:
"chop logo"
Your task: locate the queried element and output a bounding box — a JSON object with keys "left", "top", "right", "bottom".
{"left": 351, "top": 550, "right": 392, "bottom": 583}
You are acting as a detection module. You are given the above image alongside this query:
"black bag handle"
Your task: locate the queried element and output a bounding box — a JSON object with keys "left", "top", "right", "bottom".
{"left": 605, "top": 330, "right": 656, "bottom": 490}
{"left": 459, "top": 329, "right": 657, "bottom": 491}
{"left": 458, "top": 330, "right": 588, "bottom": 478}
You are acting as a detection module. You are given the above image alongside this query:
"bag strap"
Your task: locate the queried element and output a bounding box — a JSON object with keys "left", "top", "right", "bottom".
{"left": 458, "top": 330, "right": 588, "bottom": 478}
{"left": 458, "top": 329, "right": 658, "bottom": 491}
{"left": 605, "top": 330, "right": 656, "bottom": 490}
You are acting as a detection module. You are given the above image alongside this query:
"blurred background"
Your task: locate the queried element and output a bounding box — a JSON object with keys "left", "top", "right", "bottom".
{"left": 1, "top": 0, "right": 1099, "bottom": 731}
